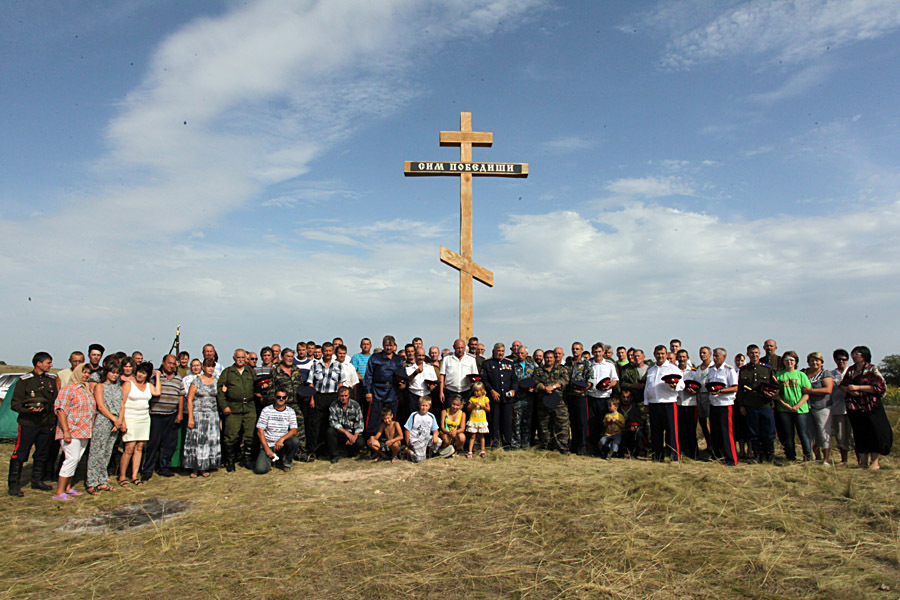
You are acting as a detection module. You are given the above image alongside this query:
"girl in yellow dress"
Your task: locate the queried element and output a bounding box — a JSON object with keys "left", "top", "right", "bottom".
{"left": 466, "top": 382, "right": 491, "bottom": 458}
{"left": 440, "top": 396, "right": 467, "bottom": 454}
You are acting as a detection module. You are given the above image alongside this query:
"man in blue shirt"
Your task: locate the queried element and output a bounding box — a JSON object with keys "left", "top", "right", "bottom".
{"left": 363, "top": 336, "right": 403, "bottom": 435}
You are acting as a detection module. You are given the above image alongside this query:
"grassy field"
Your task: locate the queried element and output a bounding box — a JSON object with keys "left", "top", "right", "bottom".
{"left": 1, "top": 413, "right": 899, "bottom": 600}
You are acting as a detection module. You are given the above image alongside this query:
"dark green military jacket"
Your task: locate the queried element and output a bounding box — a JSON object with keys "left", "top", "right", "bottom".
{"left": 736, "top": 363, "right": 777, "bottom": 408}
{"left": 533, "top": 364, "right": 569, "bottom": 393}
{"left": 618, "top": 363, "right": 649, "bottom": 403}
{"left": 216, "top": 365, "right": 257, "bottom": 413}
{"left": 270, "top": 364, "right": 306, "bottom": 411}
{"left": 11, "top": 370, "right": 58, "bottom": 428}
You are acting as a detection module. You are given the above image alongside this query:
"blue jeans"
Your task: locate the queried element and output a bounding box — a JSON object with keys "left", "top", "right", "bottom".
{"left": 744, "top": 406, "right": 776, "bottom": 459}
{"left": 774, "top": 410, "right": 812, "bottom": 460}
{"left": 599, "top": 433, "right": 621, "bottom": 457}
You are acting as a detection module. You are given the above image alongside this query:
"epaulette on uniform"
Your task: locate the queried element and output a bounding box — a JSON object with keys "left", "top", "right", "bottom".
{"left": 19, "top": 373, "right": 34, "bottom": 380}
{"left": 45, "top": 372, "right": 58, "bottom": 379}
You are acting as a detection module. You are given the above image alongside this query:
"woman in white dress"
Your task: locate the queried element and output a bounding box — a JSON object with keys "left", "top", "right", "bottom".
{"left": 117, "top": 363, "right": 161, "bottom": 485}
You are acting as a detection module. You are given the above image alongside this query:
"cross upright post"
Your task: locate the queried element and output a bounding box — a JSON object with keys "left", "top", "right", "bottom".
{"left": 404, "top": 112, "right": 528, "bottom": 340}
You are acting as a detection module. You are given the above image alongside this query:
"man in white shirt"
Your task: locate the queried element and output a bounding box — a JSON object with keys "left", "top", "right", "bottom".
{"left": 676, "top": 349, "right": 699, "bottom": 459}
{"left": 694, "top": 346, "right": 713, "bottom": 450}
{"left": 645, "top": 345, "right": 685, "bottom": 462}
{"left": 254, "top": 390, "right": 300, "bottom": 474}
{"left": 404, "top": 348, "right": 439, "bottom": 419}
{"left": 584, "top": 342, "right": 619, "bottom": 455}
{"left": 439, "top": 339, "right": 478, "bottom": 411}
{"left": 707, "top": 348, "right": 738, "bottom": 466}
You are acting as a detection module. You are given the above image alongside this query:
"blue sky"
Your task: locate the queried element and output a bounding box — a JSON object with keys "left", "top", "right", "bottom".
{"left": 3, "top": 0, "right": 900, "bottom": 365}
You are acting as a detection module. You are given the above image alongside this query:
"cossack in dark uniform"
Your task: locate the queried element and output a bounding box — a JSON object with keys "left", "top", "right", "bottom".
{"left": 8, "top": 370, "right": 58, "bottom": 496}
{"left": 363, "top": 352, "right": 403, "bottom": 435}
{"left": 480, "top": 357, "right": 518, "bottom": 449}
{"left": 736, "top": 362, "right": 778, "bottom": 462}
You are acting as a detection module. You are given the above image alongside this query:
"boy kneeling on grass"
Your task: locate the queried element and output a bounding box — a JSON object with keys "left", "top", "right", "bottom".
{"left": 367, "top": 407, "right": 403, "bottom": 462}
{"left": 403, "top": 397, "right": 451, "bottom": 462}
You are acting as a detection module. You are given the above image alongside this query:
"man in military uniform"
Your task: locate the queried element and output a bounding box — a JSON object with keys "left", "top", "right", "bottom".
{"left": 736, "top": 344, "right": 778, "bottom": 463}
{"left": 216, "top": 349, "right": 258, "bottom": 471}
{"left": 565, "top": 342, "right": 593, "bottom": 455}
{"left": 511, "top": 345, "right": 536, "bottom": 449}
{"left": 480, "top": 342, "right": 518, "bottom": 450}
{"left": 533, "top": 350, "right": 570, "bottom": 454}
{"left": 363, "top": 335, "right": 403, "bottom": 435}
{"left": 8, "top": 352, "right": 58, "bottom": 496}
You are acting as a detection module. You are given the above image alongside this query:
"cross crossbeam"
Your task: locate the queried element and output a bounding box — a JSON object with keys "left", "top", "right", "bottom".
{"left": 404, "top": 112, "right": 528, "bottom": 340}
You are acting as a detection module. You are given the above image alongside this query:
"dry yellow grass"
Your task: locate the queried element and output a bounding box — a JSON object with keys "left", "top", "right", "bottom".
{"left": 1, "top": 428, "right": 898, "bottom": 600}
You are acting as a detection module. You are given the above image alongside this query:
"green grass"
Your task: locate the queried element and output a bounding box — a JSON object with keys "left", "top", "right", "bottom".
{"left": 1, "top": 417, "right": 898, "bottom": 600}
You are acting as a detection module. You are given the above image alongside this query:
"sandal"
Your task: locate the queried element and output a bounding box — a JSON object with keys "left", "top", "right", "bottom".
{"left": 85, "top": 487, "right": 101, "bottom": 496}
{"left": 189, "top": 472, "right": 198, "bottom": 479}
{"left": 466, "top": 451, "right": 473, "bottom": 459}
{"left": 132, "top": 479, "right": 144, "bottom": 486}
{"left": 480, "top": 450, "right": 486, "bottom": 458}
{"left": 201, "top": 471, "right": 210, "bottom": 478}
{"left": 96, "top": 484, "right": 114, "bottom": 492}
{"left": 118, "top": 479, "right": 130, "bottom": 487}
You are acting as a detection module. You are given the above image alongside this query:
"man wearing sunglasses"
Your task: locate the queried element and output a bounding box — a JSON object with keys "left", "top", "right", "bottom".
{"left": 254, "top": 389, "right": 301, "bottom": 474}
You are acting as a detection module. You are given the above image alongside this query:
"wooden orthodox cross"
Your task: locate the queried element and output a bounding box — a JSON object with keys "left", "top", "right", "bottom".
{"left": 404, "top": 112, "right": 528, "bottom": 340}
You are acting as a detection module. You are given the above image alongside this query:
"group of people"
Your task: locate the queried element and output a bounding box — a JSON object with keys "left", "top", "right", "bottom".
{"left": 5, "top": 335, "right": 893, "bottom": 500}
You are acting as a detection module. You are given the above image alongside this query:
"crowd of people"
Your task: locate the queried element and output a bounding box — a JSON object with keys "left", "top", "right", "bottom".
{"left": 5, "top": 335, "right": 894, "bottom": 500}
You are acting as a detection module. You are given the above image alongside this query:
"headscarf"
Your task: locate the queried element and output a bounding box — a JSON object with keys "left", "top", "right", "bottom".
{"left": 69, "top": 363, "right": 93, "bottom": 395}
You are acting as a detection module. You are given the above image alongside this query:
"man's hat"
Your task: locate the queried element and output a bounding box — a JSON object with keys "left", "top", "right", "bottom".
{"left": 297, "top": 386, "right": 316, "bottom": 398}
{"left": 423, "top": 377, "right": 439, "bottom": 387}
{"left": 542, "top": 390, "right": 562, "bottom": 408}
{"left": 662, "top": 373, "right": 682, "bottom": 385}
{"left": 595, "top": 377, "right": 611, "bottom": 389}
{"left": 572, "top": 381, "right": 590, "bottom": 392}
{"left": 760, "top": 382, "right": 779, "bottom": 395}
{"left": 468, "top": 373, "right": 483, "bottom": 383}
{"left": 705, "top": 381, "right": 726, "bottom": 393}
{"left": 88, "top": 343, "right": 105, "bottom": 354}
{"left": 393, "top": 369, "right": 410, "bottom": 383}
{"left": 517, "top": 377, "right": 535, "bottom": 390}
{"left": 684, "top": 380, "right": 701, "bottom": 392}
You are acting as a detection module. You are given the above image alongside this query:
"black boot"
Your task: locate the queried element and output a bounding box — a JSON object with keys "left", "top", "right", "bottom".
{"left": 240, "top": 446, "right": 254, "bottom": 470}
{"left": 222, "top": 446, "right": 235, "bottom": 472}
{"left": 30, "top": 461, "right": 52, "bottom": 491}
{"left": 7, "top": 459, "right": 24, "bottom": 497}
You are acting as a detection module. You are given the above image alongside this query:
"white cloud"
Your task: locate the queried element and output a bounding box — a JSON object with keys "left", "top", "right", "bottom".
{"left": 605, "top": 176, "right": 695, "bottom": 198}
{"left": 653, "top": 0, "right": 900, "bottom": 69}
{"left": 542, "top": 135, "right": 596, "bottom": 153}
{"left": 747, "top": 62, "right": 835, "bottom": 104}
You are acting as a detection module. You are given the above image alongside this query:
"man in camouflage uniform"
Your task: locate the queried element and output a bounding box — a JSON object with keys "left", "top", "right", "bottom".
{"left": 217, "top": 349, "right": 258, "bottom": 471}
{"left": 565, "top": 341, "right": 593, "bottom": 455}
{"left": 511, "top": 345, "right": 536, "bottom": 449}
{"left": 533, "top": 350, "right": 570, "bottom": 454}
{"left": 8, "top": 352, "right": 58, "bottom": 496}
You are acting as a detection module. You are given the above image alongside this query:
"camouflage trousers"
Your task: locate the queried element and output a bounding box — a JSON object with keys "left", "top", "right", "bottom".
{"left": 511, "top": 397, "right": 533, "bottom": 449}
{"left": 537, "top": 402, "right": 570, "bottom": 451}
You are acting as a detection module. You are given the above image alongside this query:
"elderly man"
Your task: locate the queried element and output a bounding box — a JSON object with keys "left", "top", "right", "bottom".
{"left": 533, "top": 350, "right": 570, "bottom": 453}
{"left": 254, "top": 389, "right": 301, "bottom": 474}
{"left": 325, "top": 386, "right": 365, "bottom": 463}
{"left": 707, "top": 348, "right": 739, "bottom": 466}
{"left": 468, "top": 337, "right": 485, "bottom": 369}
{"left": 217, "top": 349, "right": 257, "bottom": 471}
{"left": 428, "top": 346, "right": 442, "bottom": 369}
{"left": 440, "top": 339, "right": 479, "bottom": 412}
{"left": 480, "top": 342, "right": 518, "bottom": 450}
{"left": 141, "top": 354, "right": 184, "bottom": 480}
{"left": 363, "top": 335, "right": 404, "bottom": 435}
{"left": 511, "top": 345, "right": 536, "bottom": 449}
{"left": 645, "top": 345, "right": 685, "bottom": 462}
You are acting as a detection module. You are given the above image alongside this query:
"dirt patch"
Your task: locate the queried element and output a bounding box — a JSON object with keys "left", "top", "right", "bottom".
{"left": 57, "top": 497, "right": 190, "bottom": 534}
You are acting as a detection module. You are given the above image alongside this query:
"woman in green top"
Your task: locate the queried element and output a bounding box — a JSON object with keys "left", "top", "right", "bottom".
{"left": 774, "top": 351, "right": 813, "bottom": 462}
